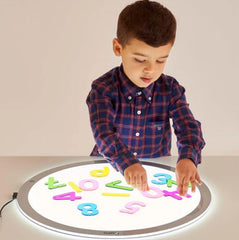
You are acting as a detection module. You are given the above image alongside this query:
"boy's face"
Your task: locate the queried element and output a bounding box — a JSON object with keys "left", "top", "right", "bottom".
{"left": 113, "top": 38, "right": 173, "bottom": 88}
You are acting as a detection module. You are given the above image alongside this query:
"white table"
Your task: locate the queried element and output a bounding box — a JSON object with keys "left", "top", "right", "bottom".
{"left": 0, "top": 156, "right": 238, "bottom": 240}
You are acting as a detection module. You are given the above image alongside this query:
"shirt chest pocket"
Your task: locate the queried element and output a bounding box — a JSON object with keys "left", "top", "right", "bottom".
{"left": 145, "top": 121, "right": 164, "bottom": 136}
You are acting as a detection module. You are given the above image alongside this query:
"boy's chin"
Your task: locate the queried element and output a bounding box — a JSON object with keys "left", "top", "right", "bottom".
{"left": 135, "top": 81, "right": 153, "bottom": 88}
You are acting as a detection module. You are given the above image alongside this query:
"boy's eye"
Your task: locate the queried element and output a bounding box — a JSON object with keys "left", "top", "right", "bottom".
{"left": 134, "top": 58, "right": 145, "bottom": 63}
{"left": 156, "top": 60, "right": 165, "bottom": 64}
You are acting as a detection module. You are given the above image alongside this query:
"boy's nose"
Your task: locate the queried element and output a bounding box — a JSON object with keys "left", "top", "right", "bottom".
{"left": 143, "top": 62, "right": 154, "bottom": 73}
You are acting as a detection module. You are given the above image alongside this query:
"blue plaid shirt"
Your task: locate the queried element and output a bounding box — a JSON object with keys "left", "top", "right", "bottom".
{"left": 86, "top": 65, "right": 205, "bottom": 174}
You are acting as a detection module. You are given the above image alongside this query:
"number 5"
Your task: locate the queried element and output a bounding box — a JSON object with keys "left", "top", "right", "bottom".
{"left": 120, "top": 201, "right": 146, "bottom": 214}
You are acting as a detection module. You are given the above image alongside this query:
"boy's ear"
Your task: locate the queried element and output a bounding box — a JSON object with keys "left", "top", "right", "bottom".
{"left": 113, "top": 38, "right": 123, "bottom": 56}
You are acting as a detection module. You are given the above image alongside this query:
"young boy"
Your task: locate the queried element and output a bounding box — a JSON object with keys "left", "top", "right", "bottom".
{"left": 86, "top": 0, "right": 205, "bottom": 196}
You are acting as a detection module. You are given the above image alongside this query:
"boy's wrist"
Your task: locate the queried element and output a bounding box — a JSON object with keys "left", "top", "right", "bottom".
{"left": 121, "top": 159, "right": 141, "bottom": 175}
{"left": 178, "top": 147, "right": 200, "bottom": 166}
{"left": 113, "top": 151, "right": 140, "bottom": 175}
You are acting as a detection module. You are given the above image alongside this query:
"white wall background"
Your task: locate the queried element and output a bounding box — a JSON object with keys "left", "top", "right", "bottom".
{"left": 0, "top": 0, "right": 238, "bottom": 156}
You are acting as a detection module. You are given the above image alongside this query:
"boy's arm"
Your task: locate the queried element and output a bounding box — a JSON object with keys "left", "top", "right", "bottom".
{"left": 169, "top": 79, "right": 205, "bottom": 195}
{"left": 87, "top": 85, "right": 149, "bottom": 191}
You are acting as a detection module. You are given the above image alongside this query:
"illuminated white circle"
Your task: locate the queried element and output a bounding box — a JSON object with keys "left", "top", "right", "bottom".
{"left": 17, "top": 160, "right": 211, "bottom": 239}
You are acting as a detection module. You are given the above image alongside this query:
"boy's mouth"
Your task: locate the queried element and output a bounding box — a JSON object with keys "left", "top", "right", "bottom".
{"left": 141, "top": 77, "right": 152, "bottom": 84}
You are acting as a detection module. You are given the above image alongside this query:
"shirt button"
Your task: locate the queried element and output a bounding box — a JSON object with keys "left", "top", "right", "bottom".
{"left": 128, "top": 96, "right": 132, "bottom": 100}
{"left": 148, "top": 96, "right": 152, "bottom": 101}
{"left": 135, "top": 132, "right": 140, "bottom": 137}
{"left": 137, "top": 91, "right": 142, "bottom": 96}
{"left": 133, "top": 152, "right": 137, "bottom": 156}
{"left": 137, "top": 110, "right": 141, "bottom": 115}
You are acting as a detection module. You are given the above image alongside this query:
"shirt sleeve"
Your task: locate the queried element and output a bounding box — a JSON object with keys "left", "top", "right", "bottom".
{"left": 168, "top": 79, "right": 205, "bottom": 166}
{"left": 86, "top": 82, "right": 140, "bottom": 175}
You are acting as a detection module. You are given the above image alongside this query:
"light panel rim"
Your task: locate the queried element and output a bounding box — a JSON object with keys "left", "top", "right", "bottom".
{"left": 16, "top": 159, "right": 211, "bottom": 238}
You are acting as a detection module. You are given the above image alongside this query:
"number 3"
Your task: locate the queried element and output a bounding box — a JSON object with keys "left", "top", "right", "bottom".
{"left": 151, "top": 173, "right": 172, "bottom": 185}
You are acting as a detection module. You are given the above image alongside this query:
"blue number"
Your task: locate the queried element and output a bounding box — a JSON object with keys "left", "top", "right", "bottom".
{"left": 151, "top": 173, "right": 172, "bottom": 185}
{"left": 77, "top": 203, "right": 99, "bottom": 216}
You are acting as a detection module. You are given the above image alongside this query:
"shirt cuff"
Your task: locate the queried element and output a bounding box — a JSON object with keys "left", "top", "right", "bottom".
{"left": 177, "top": 146, "right": 201, "bottom": 166}
{"left": 113, "top": 151, "right": 141, "bottom": 175}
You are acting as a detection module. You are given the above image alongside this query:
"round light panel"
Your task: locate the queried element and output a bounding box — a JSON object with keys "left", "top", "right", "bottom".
{"left": 17, "top": 160, "right": 211, "bottom": 239}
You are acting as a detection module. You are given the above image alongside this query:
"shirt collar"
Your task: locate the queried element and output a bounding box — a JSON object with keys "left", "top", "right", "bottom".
{"left": 119, "top": 64, "right": 154, "bottom": 103}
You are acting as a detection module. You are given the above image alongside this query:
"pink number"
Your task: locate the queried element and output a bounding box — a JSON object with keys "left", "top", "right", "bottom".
{"left": 53, "top": 192, "right": 82, "bottom": 201}
{"left": 163, "top": 190, "right": 192, "bottom": 200}
{"left": 141, "top": 186, "right": 164, "bottom": 198}
{"left": 120, "top": 201, "right": 146, "bottom": 214}
{"left": 79, "top": 179, "right": 99, "bottom": 191}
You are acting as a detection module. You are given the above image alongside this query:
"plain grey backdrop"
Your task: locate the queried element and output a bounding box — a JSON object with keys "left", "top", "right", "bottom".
{"left": 0, "top": 0, "right": 238, "bottom": 156}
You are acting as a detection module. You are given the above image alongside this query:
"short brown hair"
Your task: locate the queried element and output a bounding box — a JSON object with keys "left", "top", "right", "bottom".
{"left": 117, "top": 0, "right": 177, "bottom": 47}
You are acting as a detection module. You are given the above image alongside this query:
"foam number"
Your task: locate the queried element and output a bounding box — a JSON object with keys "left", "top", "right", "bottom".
{"left": 77, "top": 203, "right": 99, "bottom": 216}
{"left": 45, "top": 177, "right": 67, "bottom": 189}
{"left": 151, "top": 173, "right": 172, "bottom": 185}
{"left": 166, "top": 179, "right": 178, "bottom": 188}
{"left": 79, "top": 179, "right": 99, "bottom": 191}
{"left": 120, "top": 201, "right": 146, "bottom": 214}
{"left": 68, "top": 182, "right": 82, "bottom": 192}
{"left": 90, "top": 166, "right": 110, "bottom": 177}
{"left": 166, "top": 179, "right": 191, "bottom": 188}
{"left": 102, "top": 193, "right": 130, "bottom": 197}
{"left": 53, "top": 192, "right": 82, "bottom": 201}
{"left": 163, "top": 190, "right": 192, "bottom": 200}
{"left": 105, "top": 180, "right": 133, "bottom": 191}
{"left": 141, "top": 186, "right": 164, "bottom": 198}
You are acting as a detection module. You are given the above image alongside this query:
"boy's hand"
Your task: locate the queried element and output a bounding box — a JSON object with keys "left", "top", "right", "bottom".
{"left": 176, "top": 158, "right": 202, "bottom": 196}
{"left": 124, "top": 163, "right": 149, "bottom": 191}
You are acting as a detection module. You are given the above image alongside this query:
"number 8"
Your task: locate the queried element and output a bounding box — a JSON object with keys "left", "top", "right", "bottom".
{"left": 77, "top": 203, "right": 99, "bottom": 216}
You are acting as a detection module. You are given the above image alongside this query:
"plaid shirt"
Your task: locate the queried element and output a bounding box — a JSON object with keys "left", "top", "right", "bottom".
{"left": 86, "top": 65, "right": 205, "bottom": 175}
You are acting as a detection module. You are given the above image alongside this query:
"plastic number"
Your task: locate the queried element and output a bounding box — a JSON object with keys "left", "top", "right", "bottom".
{"left": 105, "top": 180, "right": 133, "bottom": 191}
{"left": 166, "top": 179, "right": 178, "bottom": 188}
{"left": 90, "top": 166, "right": 110, "bottom": 177}
{"left": 141, "top": 186, "right": 164, "bottom": 198}
{"left": 151, "top": 173, "right": 172, "bottom": 185}
{"left": 163, "top": 190, "right": 192, "bottom": 200}
{"left": 53, "top": 192, "right": 82, "bottom": 201}
{"left": 68, "top": 182, "right": 82, "bottom": 192}
{"left": 79, "top": 179, "right": 99, "bottom": 191}
{"left": 120, "top": 201, "right": 146, "bottom": 214}
{"left": 77, "top": 203, "right": 99, "bottom": 216}
{"left": 45, "top": 177, "right": 67, "bottom": 189}
{"left": 166, "top": 179, "right": 191, "bottom": 188}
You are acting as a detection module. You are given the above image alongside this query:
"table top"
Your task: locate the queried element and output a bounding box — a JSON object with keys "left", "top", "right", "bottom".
{"left": 0, "top": 156, "right": 238, "bottom": 240}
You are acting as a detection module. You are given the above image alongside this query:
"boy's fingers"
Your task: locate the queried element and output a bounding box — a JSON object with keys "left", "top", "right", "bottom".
{"left": 190, "top": 178, "right": 196, "bottom": 192}
{"left": 182, "top": 178, "right": 190, "bottom": 196}
{"left": 142, "top": 174, "right": 149, "bottom": 191}
{"left": 191, "top": 173, "right": 202, "bottom": 192}
{"left": 131, "top": 176, "right": 137, "bottom": 188}
{"left": 136, "top": 175, "right": 141, "bottom": 190}
{"left": 125, "top": 174, "right": 131, "bottom": 186}
{"left": 176, "top": 174, "right": 184, "bottom": 195}
{"left": 196, "top": 173, "right": 202, "bottom": 185}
